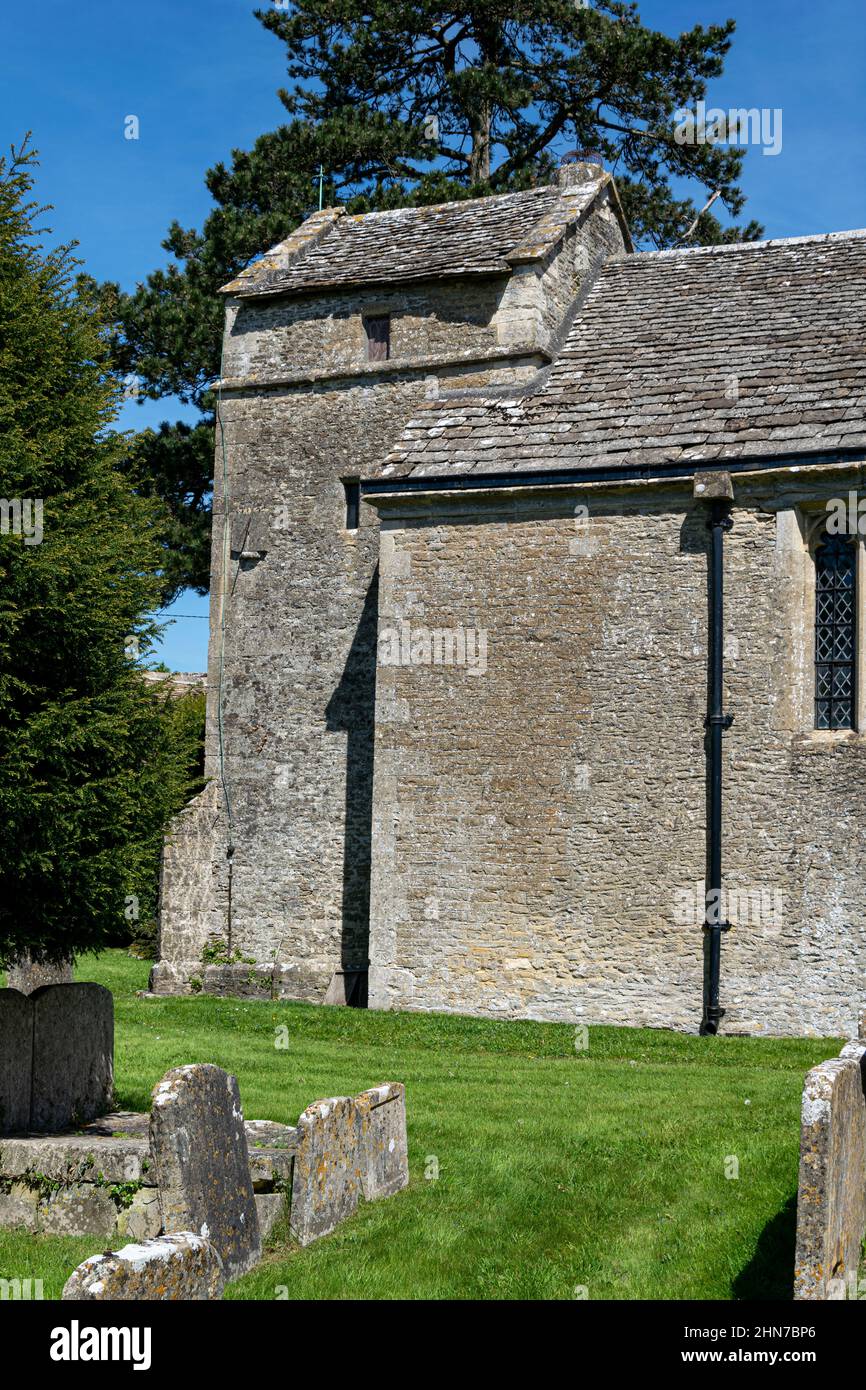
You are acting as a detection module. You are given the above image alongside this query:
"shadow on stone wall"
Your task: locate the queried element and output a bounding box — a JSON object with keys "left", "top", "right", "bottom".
{"left": 325, "top": 568, "right": 379, "bottom": 1006}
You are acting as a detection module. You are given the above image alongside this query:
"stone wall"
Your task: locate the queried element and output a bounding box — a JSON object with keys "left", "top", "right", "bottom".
{"left": 6, "top": 956, "right": 72, "bottom": 994}
{"left": 368, "top": 469, "right": 866, "bottom": 1035}
{"left": 155, "top": 187, "right": 626, "bottom": 1000}
{"left": 221, "top": 279, "right": 506, "bottom": 380}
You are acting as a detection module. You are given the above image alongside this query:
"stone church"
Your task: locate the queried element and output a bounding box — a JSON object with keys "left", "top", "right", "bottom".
{"left": 152, "top": 159, "right": 866, "bottom": 1037}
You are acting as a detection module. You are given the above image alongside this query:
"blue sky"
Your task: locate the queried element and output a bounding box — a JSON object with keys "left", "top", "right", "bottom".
{"left": 3, "top": 0, "right": 865, "bottom": 669}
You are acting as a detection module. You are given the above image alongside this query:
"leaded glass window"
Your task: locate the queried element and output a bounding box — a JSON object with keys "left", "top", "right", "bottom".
{"left": 815, "top": 530, "right": 856, "bottom": 730}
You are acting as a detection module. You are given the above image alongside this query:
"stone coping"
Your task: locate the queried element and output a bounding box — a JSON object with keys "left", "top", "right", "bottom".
{"left": 216, "top": 341, "right": 549, "bottom": 394}
{"left": 0, "top": 1110, "right": 298, "bottom": 1192}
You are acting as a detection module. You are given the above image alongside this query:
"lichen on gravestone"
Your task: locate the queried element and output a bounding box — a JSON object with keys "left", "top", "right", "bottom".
{"left": 794, "top": 1052, "right": 866, "bottom": 1300}
{"left": 62, "top": 1232, "right": 224, "bottom": 1301}
{"left": 290, "top": 1082, "right": 408, "bottom": 1245}
{"left": 149, "top": 1063, "right": 261, "bottom": 1280}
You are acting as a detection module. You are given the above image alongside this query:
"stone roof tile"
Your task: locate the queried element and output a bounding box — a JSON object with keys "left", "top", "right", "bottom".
{"left": 372, "top": 228, "right": 866, "bottom": 480}
{"left": 226, "top": 184, "right": 585, "bottom": 297}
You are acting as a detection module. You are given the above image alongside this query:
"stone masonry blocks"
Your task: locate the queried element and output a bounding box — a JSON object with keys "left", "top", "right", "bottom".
{"left": 367, "top": 486, "right": 866, "bottom": 1036}
{"left": 154, "top": 185, "right": 625, "bottom": 1008}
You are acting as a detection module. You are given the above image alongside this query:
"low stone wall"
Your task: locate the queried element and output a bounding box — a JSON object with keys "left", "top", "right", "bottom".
{"left": 794, "top": 1040, "right": 866, "bottom": 1300}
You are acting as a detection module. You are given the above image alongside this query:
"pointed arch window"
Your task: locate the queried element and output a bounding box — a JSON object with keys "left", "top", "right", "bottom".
{"left": 815, "top": 530, "right": 857, "bottom": 730}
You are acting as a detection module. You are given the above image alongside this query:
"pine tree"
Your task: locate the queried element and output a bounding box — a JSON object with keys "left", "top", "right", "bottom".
{"left": 0, "top": 138, "right": 201, "bottom": 966}
{"left": 103, "top": 2, "right": 762, "bottom": 596}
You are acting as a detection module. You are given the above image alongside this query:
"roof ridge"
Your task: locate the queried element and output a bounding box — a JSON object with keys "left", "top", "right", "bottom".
{"left": 635, "top": 226, "right": 866, "bottom": 262}
{"left": 340, "top": 184, "right": 558, "bottom": 224}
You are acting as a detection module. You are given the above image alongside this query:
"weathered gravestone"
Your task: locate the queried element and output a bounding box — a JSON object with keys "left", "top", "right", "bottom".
{"left": 150, "top": 1064, "right": 261, "bottom": 1280}
{"left": 30, "top": 983, "right": 114, "bottom": 1132}
{"left": 290, "top": 1082, "right": 409, "bottom": 1245}
{"left": 7, "top": 955, "right": 73, "bottom": 995}
{"left": 356, "top": 1082, "right": 409, "bottom": 1201}
{"left": 0, "top": 990, "right": 33, "bottom": 1135}
{"left": 794, "top": 1048, "right": 866, "bottom": 1300}
{"left": 290, "top": 1095, "right": 362, "bottom": 1246}
{"left": 62, "top": 1233, "right": 224, "bottom": 1301}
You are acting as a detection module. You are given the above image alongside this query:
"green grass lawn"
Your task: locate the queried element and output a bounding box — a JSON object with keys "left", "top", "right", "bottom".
{"left": 0, "top": 951, "right": 839, "bottom": 1300}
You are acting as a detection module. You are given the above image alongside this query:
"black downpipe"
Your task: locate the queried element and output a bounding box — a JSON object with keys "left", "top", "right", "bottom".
{"left": 701, "top": 499, "right": 734, "bottom": 1035}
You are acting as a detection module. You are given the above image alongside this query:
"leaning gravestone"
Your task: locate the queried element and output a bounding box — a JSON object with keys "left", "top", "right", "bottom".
{"left": 62, "top": 1233, "right": 225, "bottom": 1301}
{"left": 0, "top": 990, "right": 34, "bottom": 1135}
{"left": 290, "top": 1095, "right": 364, "bottom": 1246}
{"left": 30, "top": 983, "right": 114, "bottom": 1132}
{"left": 290, "top": 1083, "right": 409, "bottom": 1245}
{"left": 150, "top": 1064, "right": 261, "bottom": 1280}
{"left": 793, "top": 1051, "right": 866, "bottom": 1300}
{"left": 356, "top": 1082, "right": 409, "bottom": 1201}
